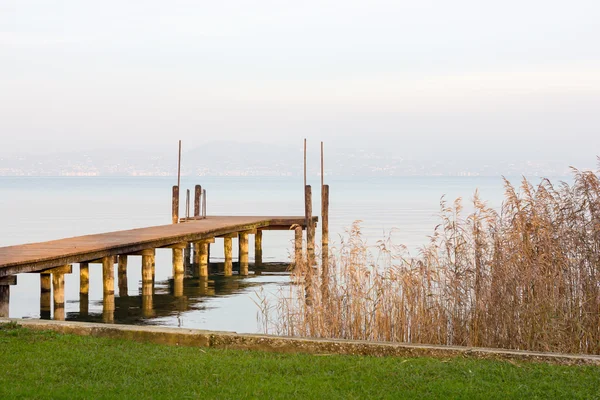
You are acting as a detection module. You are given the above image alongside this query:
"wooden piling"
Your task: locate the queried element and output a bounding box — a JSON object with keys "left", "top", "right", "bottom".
{"left": 79, "top": 262, "right": 89, "bottom": 295}
{"left": 40, "top": 274, "right": 51, "bottom": 319}
{"left": 239, "top": 232, "right": 249, "bottom": 276}
{"left": 172, "top": 185, "right": 179, "bottom": 224}
{"left": 102, "top": 256, "right": 114, "bottom": 295}
{"left": 141, "top": 250, "right": 154, "bottom": 285}
{"left": 199, "top": 241, "right": 209, "bottom": 277}
{"left": 0, "top": 286, "right": 9, "bottom": 318}
{"left": 295, "top": 225, "right": 303, "bottom": 266}
{"left": 224, "top": 237, "right": 233, "bottom": 277}
{"left": 172, "top": 244, "right": 185, "bottom": 276}
{"left": 117, "top": 255, "right": 128, "bottom": 297}
{"left": 194, "top": 185, "right": 201, "bottom": 217}
{"left": 202, "top": 189, "right": 207, "bottom": 218}
{"left": 305, "top": 185, "right": 315, "bottom": 267}
{"left": 52, "top": 271, "right": 66, "bottom": 321}
{"left": 254, "top": 230, "right": 263, "bottom": 267}
{"left": 321, "top": 184, "right": 330, "bottom": 296}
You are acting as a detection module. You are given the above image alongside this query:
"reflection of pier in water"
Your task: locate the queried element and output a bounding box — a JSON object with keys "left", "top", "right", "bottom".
{"left": 59, "top": 263, "right": 291, "bottom": 325}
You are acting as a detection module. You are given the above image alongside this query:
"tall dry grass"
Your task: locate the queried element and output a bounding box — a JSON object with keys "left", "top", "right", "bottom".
{"left": 261, "top": 163, "right": 600, "bottom": 355}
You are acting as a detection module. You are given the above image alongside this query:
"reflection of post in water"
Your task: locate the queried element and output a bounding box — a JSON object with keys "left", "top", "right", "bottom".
{"left": 40, "top": 273, "right": 51, "bottom": 319}
{"left": 103, "top": 293, "right": 115, "bottom": 324}
{"left": 118, "top": 255, "right": 128, "bottom": 297}
{"left": 198, "top": 277, "right": 209, "bottom": 296}
{"left": 102, "top": 256, "right": 115, "bottom": 323}
{"left": 173, "top": 273, "right": 184, "bottom": 297}
{"left": 141, "top": 249, "right": 155, "bottom": 318}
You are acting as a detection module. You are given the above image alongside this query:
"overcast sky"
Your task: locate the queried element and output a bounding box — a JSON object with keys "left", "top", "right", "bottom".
{"left": 1, "top": 1, "right": 599, "bottom": 164}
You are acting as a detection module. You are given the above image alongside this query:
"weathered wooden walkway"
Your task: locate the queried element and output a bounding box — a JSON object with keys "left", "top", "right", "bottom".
{"left": 0, "top": 216, "right": 314, "bottom": 277}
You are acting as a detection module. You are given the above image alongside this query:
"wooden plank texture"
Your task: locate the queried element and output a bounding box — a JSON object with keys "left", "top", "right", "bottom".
{"left": 0, "top": 216, "right": 315, "bottom": 277}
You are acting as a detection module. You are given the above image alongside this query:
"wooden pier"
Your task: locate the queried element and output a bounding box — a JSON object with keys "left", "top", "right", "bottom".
{"left": 0, "top": 215, "right": 316, "bottom": 320}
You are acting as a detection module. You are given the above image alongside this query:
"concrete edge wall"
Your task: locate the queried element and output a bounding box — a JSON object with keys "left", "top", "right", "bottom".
{"left": 2, "top": 318, "right": 599, "bottom": 366}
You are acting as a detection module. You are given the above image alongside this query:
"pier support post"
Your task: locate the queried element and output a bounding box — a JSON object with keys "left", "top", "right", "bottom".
{"left": 0, "top": 285, "right": 10, "bottom": 318}
{"left": 141, "top": 249, "right": 155, "bottom": 317}
{"left": 199, "top": 241, "right": 209, "bottom": 278}
{"left": 118, "top": 255, "right": 128, "bottom": 297}
{"left": 239, "top": 232, "right": 249, "bottom": 276}
{"left": 102, "top": 256, "right": 114, "bottom": 296}
{"left": 102, "top": 256, "right": 115, "bottom": 323}
{"left": 49, "top": 265, "right": 72, "bottom": 321}
{"left": 40, "top": 273, "right": 51, "bottom": 319}
{"left": 224, "top": 237, "right": 233, "bottom": 277}
{"left": 141, "top": 250, "right": 155, "bottom": 286}
{"left": 294, "top": 226, "right": 303, "bottom": 266}
{"left": 172, "top": 243, "right": 186, "bottom": 276}
{"left": 174, "top": 273, "right": 184, "bottom": 298}
{"left": 172, "top": 185, "right": 179, "bottom": 224}
{"left": 79, "top": 262, "right": 89, "bottom": 295}
{"left": 255, "top": 230, "right": 263, "bottom": 267}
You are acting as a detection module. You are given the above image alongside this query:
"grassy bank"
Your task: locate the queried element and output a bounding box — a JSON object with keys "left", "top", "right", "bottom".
{"left": 0, "top": 324, "right": 599, "bottom": 399}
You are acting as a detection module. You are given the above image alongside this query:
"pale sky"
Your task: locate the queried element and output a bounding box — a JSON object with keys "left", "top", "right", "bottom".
{"left": 1, "top": 0, "right": 599, "bottom": 163}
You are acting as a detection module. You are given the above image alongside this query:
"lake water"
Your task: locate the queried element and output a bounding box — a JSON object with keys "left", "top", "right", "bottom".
{"left": 1, "top": 175, "right": 556, "bottom": 332}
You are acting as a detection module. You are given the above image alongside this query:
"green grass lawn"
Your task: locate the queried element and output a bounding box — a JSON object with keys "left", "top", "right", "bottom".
{"left": 0, "top": 323, "right": 598, "bottom": 399}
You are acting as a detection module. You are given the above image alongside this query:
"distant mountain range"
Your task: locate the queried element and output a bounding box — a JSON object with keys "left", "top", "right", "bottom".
{"left": 0, "top": 141, "right": 586, "bottom": 177}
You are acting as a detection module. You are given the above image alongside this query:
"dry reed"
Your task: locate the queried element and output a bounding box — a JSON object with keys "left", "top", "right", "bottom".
{"left": 261, "top": 162, "right": 600, "bottom": 355}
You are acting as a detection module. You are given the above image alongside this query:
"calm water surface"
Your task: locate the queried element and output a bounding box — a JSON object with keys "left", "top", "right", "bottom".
{"left": 1, "top": 175, "right": 543, "bottom": 332}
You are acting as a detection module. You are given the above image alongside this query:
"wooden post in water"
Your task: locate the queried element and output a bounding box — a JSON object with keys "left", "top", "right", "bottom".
{"left": 294, "top": 226, "right": 303, "bottom": 266}
{"left": 40, "top": 273, "right": 51, "bottom": 319}
{"left": 79, "top": 262, "right": 89, "bottom": 295}
{"left": 194, "top": 185, "right": 202, "bottom": 217}
{"left": 0, "top": 286, "right": 9, "bottom": 318}
{"left": 51, "top": 265, "right": 71, "bottom": 321}
{"left": 185, "top": 243, "right": 191, "bottom": 273}
{"left": 239, "top": 232, "right": 249, "bottom": 276}
{"left": 321, "top": 184, "right": 330, "bottom": 299}
{"left": 101, "top": 256, "right": 115, "bottom": 323}
{"left": 202, "top": 189, "right": 207, "bottom": 218}
{"left": 254, "top": 230, "right": 263, "bottom": 267}
{"left": 172, "top": 243, "right": 186, "bottom": 276}
{"left": 199, "top": 240, "right": 210, "bottom": 277}
{"left": 118, "top": 256, "right": 128, "bottom": 297}
{"left": 102, "top": 256, "right": 114, "bottom": 296}
{"left": 141, "top": 249, "right": 154, "bottom": 317}
{"left": 172, "top": 185, "right": 179, "bottom": 224}
{"left": 224, "top": 236, "right": 233, "bottom": 277}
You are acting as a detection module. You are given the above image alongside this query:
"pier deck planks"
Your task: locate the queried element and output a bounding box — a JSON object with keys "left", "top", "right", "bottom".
{"left": 0, "top": 216, "right": 313, "bottom": 277}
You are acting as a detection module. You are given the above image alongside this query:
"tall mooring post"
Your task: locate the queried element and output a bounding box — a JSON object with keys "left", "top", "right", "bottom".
{"left": 172, "top": 185, "right": 179, "bottom": 224}
{"left": 321, "top": 184, "right": 330, "bottom": 297}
